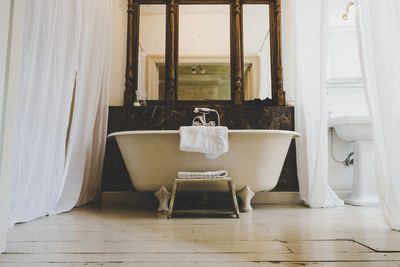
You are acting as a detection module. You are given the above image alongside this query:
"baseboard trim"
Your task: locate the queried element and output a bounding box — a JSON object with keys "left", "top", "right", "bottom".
{"left": 101, "top": 191, "right": 302, "bottom": 206}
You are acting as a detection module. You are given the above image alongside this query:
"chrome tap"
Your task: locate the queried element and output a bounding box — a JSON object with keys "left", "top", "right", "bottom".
{"left": 192, "top": 108, "right": 220, "bottom": 126}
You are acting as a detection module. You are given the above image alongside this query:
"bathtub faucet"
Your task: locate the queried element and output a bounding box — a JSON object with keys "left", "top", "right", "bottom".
{"left": 192, "top": 107, "right": 220, "bottom": 126}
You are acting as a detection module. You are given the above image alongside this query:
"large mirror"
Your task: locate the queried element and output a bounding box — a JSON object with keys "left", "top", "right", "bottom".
{"left": 178, "top": 5, "right": 231, "bottom": 101}
{"left": 124, "top": 0, "right": 284, "bottom": 105}
{"left": 138, "top": 4, "right": 271, "bottom": 101}
{"left": 138, "top": 4, "right": 166, "bottom": 100}
{"left": 243, "top": 4, "right": 271, "bottom": 100}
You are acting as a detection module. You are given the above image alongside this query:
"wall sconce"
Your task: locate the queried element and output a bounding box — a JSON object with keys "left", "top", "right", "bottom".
{"left": 191, "top": 65, "right": 206, "bottom": 74}
{"left": 342, "top": 1, "right": 354, "bottom": 20}
{"left": 191, "top": 65, "right": 197, "bottom": 74}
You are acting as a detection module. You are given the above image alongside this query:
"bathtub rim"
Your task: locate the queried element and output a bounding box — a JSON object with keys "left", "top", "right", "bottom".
{"left": 108, "top": 129, "right": 300, "bottom": 138}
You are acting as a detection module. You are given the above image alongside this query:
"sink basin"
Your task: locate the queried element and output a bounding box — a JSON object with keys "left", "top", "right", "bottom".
{"left": 328, "top": 116, "right": 372, "bottom": 142}
{"left": 328, "top": 116, "right": 378, "bottom": 206}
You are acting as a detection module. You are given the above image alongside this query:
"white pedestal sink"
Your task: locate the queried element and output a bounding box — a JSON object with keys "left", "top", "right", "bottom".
{"left": 328, "top": 116, "right": 379, "bottom": 206}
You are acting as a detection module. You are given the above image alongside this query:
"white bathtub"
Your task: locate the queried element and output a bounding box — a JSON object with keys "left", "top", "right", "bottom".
{"left": 109, "top": 130, "right": 299, "bottom": 205}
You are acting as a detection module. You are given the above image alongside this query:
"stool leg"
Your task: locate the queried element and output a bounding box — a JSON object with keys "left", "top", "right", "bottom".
{"left": 167, "top": 181, "right": 178, "bottom": 219}
{"left": 228, "top": 180, "right": 240, "bottom": 218}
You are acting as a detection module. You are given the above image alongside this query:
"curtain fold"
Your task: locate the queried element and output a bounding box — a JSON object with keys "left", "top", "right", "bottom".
{"left": 356, "top": 0, "right": 400, "bottom": 230}
{"left": 282, "top": 0, "right": 344, "bottom": 208}
{"left": 55, "top": 0, "right": 112, "bottom": 212}
{"left": 8, "top": 0, "right": 112, "bottom": 226}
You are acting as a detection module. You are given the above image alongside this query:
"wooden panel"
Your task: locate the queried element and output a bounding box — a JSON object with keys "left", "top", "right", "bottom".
{"left": 5, "top": 240, "right": 289, "bottom": 253}
{"left": 269, "top": 0, "right": 285, "bottom": 105}
{"left": 230, "top": 0, "right": 244, "bottom": 104}
{"left": 354, "top": 239, "right": 400, "bottom": 252}
{"left": 2, "top": 255, "right": 400, "bottom": 266}
{"left": 286, "top": 240, "right": 372, "bottom": 253}
{"left": 138, "top": 0, "right": 276, "bottom": 4}
{"left": 242, "top": 0, "right": 274, "bottom": 3}
{"left": 274, "top": 0, "right": 285, "bottom": 105}
{"left": 165, "top": 0, "right": 179, "bottom": 104}
{"left": 124, "top": 0, "right": 140, "bottom": 106}
{"left": 3, "top": 205, "right": 400, "bottom": 266}
{"left": 269, "top": 1, "right": 277, "bottom": 105}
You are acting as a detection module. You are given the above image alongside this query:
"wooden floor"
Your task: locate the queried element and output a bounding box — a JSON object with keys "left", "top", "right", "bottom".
{"left": 1, "top": 203, "right": 400, "bottom": 266}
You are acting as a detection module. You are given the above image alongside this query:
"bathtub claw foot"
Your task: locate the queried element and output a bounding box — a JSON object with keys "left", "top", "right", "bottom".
{"left": 238, "top": 186, "right": 255, "bottom": 212}
{"left": 154, "top": 186, "right": 171, "bottom": 213}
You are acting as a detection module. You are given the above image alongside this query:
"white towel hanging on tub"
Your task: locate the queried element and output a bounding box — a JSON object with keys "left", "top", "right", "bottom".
{"left": 179, "top": 126, "right": 229, "bottom": 159}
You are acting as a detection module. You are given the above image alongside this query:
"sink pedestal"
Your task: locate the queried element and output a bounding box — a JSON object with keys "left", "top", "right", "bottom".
{"left": 345, "top": 140, "right": 379, "bottom": 206}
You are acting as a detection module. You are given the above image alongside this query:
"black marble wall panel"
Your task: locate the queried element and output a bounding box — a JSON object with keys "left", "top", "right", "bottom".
{"left": 102, "top": 105, "right": 299, "bottom": 192}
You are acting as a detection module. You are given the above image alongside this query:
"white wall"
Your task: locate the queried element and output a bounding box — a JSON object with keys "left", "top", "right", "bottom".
{"left": 326, "top": 90, "right": 368, "bottom": 118}
{"left": 326, "top": 0, "right": 368, "bottom": 118}
{"left": 0, "top": 0, "right": 25, "bottom": 253}
{"left": 111, "top": 0, "right": 128, "bottom": 106}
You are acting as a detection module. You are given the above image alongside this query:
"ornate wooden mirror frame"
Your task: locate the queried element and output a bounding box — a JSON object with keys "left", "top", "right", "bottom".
{"left": 124, "top": 0, "right": 285, "bottom": 106}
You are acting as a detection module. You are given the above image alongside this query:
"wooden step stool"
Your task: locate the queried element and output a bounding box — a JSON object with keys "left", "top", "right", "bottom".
{"left": 167, "top": 177, "right": 240, "bottom": 219}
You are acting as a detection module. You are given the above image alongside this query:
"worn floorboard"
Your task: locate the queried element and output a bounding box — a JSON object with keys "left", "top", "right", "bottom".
{"left": 1, "top": 204, "right": 400, "bottom": 266}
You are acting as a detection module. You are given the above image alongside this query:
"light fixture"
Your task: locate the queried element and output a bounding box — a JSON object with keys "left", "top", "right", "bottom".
{"left": 191, "top": 65, "right": 206, "bottom": 74}
{"left": 342, "top": 1, "right": 354, "bottom": 21}
{"left": 191, "top": 65, "right": 197, "bottom": 74}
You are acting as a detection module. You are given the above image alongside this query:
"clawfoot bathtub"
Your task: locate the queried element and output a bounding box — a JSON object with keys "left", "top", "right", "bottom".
{"left": 109, "top": 130, "right": 299, "bottom": 212}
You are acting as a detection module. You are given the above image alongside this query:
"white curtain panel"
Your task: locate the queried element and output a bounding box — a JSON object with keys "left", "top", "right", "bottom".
{"left": 8, "top": 0, "right": 111, "bottom": 226}
{"left": 356, "top": 0, "right": 400, "bottom": 230}
{"left": 282, "top": 0, "right": 344, "bottom": 208}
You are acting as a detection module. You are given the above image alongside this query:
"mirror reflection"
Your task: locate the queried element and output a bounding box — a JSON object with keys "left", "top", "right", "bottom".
{"left": 178, "top": 5, "right": 231, "bottom": 100}
{"left": 138, "top": 4, "right": 271, "bottom": 101}
{"left": 243, "top": 4, "right": 271, "bottom": 100}
{"left": 138, "top": 5, "right": 166, "bottom": 100}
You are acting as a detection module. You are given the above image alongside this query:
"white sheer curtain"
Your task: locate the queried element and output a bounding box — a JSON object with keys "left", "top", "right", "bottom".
{"left": 356, "top": 0, "right": 400, "bottom": 230}
{"left": 8, "top": 0, "right": 111, "bottom": 226}
{"left": 282, "top": 0, "right": 344, "bottom": 208}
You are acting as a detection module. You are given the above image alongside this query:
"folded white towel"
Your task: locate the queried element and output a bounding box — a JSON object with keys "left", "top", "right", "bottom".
{"left": 178, "top": 170, "right": 228, "bottom": 179}
{"left": 179, "top": 126, "right": 229, "bottom": 159}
